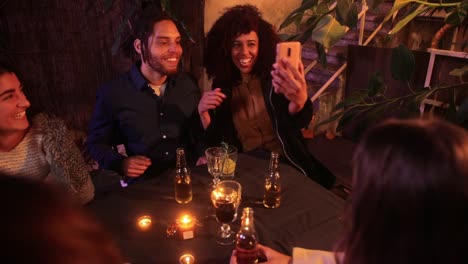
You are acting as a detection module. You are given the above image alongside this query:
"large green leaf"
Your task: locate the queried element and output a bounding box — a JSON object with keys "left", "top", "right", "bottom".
{"left": 390, "top": 44, "right": 415, "bottom": 82}
{"left": 333, "top": 90, "right": 368, "bottom": 112}
{"left": 382, "top": 0, "right": 415, "bottom": 24}
{"left": 336, "top": 108, "right": 359, "bottom": 132}
{"left": 316, "top": 1, "right": 332, "bottom": 14}
{"left": 336, "top": 0, "right": 358, "bottom": 28}
{"left": 297, "top": 24, "right": 316, "bottom": 43}
{"left": 281, "top": 12, "right": 305, "bottom": 31}
{"left": 389, "top": 5, "right": 430, "bottom": 35}
{"left": 315, "top": 42, "right": 328, "bottom": 68}
{"left": 311, "top": 15, "right": 348, "bottom": 49}
{"left": 445, "top": 1, "right": 468, "bottom": 25}
{"left": 368, "top": 71, "right": 384, "bottom": 97}
{"left": 280, "top": 0, "right": 319, "bottom": 29}
{"left": 449, "top": 65, "right": 468, "bottom": 77}
{"left": 314, "top": 111, "right": 344, "bottom": 129}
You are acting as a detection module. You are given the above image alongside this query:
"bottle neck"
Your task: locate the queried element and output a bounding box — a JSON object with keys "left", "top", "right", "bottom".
{"left": 176, "top": 149, "right": 187, "bottom": 169}
{"left": 268, "top": 153, "right": 279, "bottom": 173}
{"left": 240, "top": 209, "right": 255, "bottom": 230}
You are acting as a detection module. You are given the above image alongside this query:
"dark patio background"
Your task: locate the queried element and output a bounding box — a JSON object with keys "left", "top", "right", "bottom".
{"left": 0, "top": 0, "right": 205, "bottom": 137}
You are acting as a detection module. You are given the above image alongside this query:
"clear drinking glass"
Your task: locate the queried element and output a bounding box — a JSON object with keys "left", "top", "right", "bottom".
{"left": 205, "top": 147, "right": 227, "bottom": 187}
{"left": 210, "top": 180, "right": 242, "bottom": 245}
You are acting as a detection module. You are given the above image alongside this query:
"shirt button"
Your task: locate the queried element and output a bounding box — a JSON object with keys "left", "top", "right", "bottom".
{"left": 162, "top": 135, "right": 167, "bottom": 139}
{"left": 165, "top": 152, "right": 169, "bottom": 155}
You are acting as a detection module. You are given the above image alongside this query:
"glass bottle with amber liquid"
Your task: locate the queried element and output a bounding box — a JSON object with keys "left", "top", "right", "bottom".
{"left": 235, "top": 207, "right": 258, "bottom": 264}
{"left": 174, "top": 148, "right": 192, "bottom": 203}
{"left": 263, "top": 151, "right": 281, "bottom": 208}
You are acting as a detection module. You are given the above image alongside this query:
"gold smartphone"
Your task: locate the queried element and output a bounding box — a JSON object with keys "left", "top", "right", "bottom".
{"left": 276, "top": 41, "right": 301, "bottom": 69}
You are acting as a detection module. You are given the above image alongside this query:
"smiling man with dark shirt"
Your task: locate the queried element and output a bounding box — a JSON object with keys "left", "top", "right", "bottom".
{"left": 87, "top": 9, "right": 202, "bottom": 180}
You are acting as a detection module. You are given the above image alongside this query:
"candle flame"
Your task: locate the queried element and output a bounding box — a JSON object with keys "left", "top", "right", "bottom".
{"left": 137, "top": 215, "right": 152, "bottom": 231}
{"left": 181, "top": 214, "right": 191, "bottom": 224}
{"left": 179, "top": 253, "right": 195, "bottom": 264}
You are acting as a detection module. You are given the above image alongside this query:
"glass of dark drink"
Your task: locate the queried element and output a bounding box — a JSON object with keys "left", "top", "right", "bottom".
{"left": 210, "top": 180, "right": 241, "bottom": 245}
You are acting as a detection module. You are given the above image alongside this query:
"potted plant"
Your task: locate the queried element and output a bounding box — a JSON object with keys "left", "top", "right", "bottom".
{"left": 278, "top": 0, "right": 467, "bottom": 135}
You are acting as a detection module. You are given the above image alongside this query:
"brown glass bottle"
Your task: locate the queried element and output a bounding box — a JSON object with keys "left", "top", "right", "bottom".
{"left": 235, "top": 207, "right": 258, "bottom": 264}
{"left": 263, "top": 152, "right": 281, "bottom": 208}
{"left": 174, "top": 148, "right": 192, "bottom": 203}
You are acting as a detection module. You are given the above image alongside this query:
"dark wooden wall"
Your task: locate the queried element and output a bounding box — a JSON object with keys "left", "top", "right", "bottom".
{"left": 0, "top": 0, "right": 205, "bottom": 136}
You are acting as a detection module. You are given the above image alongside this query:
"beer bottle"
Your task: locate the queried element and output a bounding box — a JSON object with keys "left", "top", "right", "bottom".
{"left": 263, "top": 151, "right": 281, "bottom": 208}
{"left": 174, "top": 148, "right": 192, "bottom": 203}
{"left": 235, "top": 207, "right": 258, "bottom": 264}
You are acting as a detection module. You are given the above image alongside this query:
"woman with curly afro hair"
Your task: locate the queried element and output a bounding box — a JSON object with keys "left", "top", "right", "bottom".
{"left": 198, "top": 4, "right": 335, "bottom": 188}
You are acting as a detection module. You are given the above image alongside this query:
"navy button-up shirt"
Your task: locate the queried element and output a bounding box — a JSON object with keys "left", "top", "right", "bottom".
{"left": 86, "top": 63, "right": 202, "bottom": 174}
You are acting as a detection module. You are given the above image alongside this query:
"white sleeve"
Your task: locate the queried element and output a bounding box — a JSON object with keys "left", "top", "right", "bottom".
{"left": 292, "top": 248, "right": 337, "bottom": 264}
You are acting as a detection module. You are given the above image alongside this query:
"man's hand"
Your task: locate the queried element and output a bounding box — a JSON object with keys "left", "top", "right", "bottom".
{"left": 121, "top": 155, "right": 152, "bottom": 177}
{"left": 198, "top": 88, "right": 226, "bottom": 129}
{"left": 271, "top": 58, "right": 308, "bottom": 114}
{"left": 196, "top": 156, "right": 207, "bottom": 166}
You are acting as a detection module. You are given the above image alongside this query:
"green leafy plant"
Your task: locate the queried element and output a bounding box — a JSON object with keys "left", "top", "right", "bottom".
{"left": 315, "top": 44, "right": 468, "bottom": 134}
{"left": 280, "top": 0, "right": 468, "bottom": 65}
{"left": 279, "top": 1, "right": 467, "bottom": 134}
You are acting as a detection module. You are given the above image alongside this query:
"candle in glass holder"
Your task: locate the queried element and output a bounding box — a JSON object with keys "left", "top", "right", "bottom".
{"left": 137, "top": 215, "right": 152, "bottom": 231}
{"left": 179, "top": 254, "right": 195, "bottom": 264}
{"left": 177, "top": 214, "right": 195, "bottom": 240}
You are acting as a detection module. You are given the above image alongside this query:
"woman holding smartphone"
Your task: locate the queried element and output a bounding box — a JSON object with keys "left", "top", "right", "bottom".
{"left": 198, "top": 4, "right": 335, "bottom": 189}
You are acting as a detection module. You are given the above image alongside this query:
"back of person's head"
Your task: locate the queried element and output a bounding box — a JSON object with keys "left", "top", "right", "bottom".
{"left": 204, "top": 4, "right": 279, "bottom": 83}
{"left": 0, "top": 175, "right": 122, "bottom": 264}
{"left": 338, "top": 118, "right": 468, "bottom": 264}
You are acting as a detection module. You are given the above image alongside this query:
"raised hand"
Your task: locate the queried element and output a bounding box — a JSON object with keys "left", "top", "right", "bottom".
{"left": 121, "top": 155, "right": 152, "bottom": 177}
{"left": 271, "top": 58, "right": 308, "bottom": 114}
{"left": 198, "top": 88, "right": 226, "bottom": 129}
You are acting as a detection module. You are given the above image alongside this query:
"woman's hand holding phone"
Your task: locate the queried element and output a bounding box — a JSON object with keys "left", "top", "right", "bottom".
{"left": 271, "top": 42, "right": 308, "bottom": 114}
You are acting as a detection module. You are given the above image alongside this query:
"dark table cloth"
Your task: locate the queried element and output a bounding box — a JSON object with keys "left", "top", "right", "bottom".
{"left": 87, "top": 151, "right": 345, "bottom": 264}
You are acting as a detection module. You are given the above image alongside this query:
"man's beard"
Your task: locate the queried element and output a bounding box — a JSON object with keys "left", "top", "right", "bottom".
{"left": 142, "top": 46, "right": 179, "bottom": 76}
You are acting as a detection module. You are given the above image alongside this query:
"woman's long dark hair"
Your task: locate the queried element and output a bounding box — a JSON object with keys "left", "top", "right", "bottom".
{"left": 337, "top": 118, "right": 468, "bottom": 264}
{"left": 204, "top": 5, "right": 279, "bottom": 85}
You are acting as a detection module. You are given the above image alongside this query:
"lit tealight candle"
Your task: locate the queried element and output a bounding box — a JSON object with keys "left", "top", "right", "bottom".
{"left": 177, "top": 214, "right": 195, "bottom": 240}
{"left": 137, "top": 215, "right": 152, "bottom": 231}
{"left": 179, "top": 254, "right": 195, "bottom": 264}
